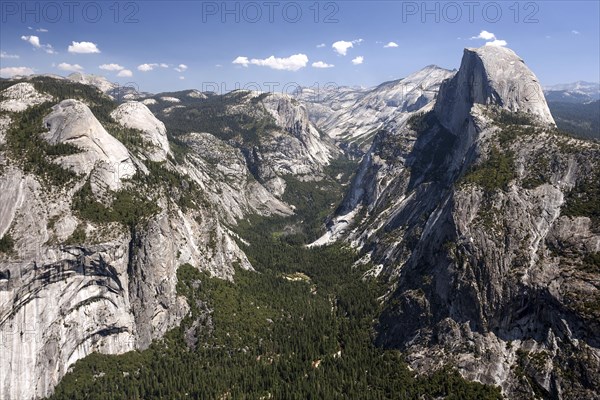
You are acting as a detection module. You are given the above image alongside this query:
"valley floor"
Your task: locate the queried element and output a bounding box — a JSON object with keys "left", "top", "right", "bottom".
{"left": 48, "top": 214, "right": 502, "bottom": 400}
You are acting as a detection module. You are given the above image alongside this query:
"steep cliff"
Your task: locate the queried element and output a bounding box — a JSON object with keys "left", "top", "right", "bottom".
{"left": 297, "top": 65, "right": 455, "bottom": 152}
{"left": 322, "top": 46, "right": 600, "bottom": 399}
{"left": 0, "top": 77, "right": 337, "bottom": 399}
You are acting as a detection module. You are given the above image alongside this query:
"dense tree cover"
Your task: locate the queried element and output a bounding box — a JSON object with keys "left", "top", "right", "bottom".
{"left": 562, "top": 167, "right": 600, "bottom": 230}
{"left": 581, "top": 252, "right": 600, "bottom": 274}
{"left": 463, "top": 145, "right": 516, "bottom": 192}
{"left": 279, "top": 176, "right": 344, "bottom": 244}
{"left": 407, "top": 110, "right": 437, "bottom": 132}
{"left": 49, "top": 159, "right": 501, "bottom": 399}
{"left": 148, "top": 91, "right": 281, "bottom": 148}
{"left": 548, "top": 100, "right": 600, "bottom": 141}
{"left": 72, "top": 180, "right": 160, "bottom": 229}
{"left": 3, "top": 101, "right": 80, "bottom": 186}
{"left": 0, "top": 234, "right": 14, "bottom": 254}
{"left": 48, "top": 218, "right": 502, "bottom": 400}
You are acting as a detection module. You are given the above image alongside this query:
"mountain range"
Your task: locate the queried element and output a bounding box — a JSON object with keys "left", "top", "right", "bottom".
{"left": 0, "top": 45, "right": 599, "bottom": 400}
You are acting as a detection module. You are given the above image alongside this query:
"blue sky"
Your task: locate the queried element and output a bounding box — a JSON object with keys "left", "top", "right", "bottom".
{"left": 1, "top": 1, "right": 598, "bottom": 93}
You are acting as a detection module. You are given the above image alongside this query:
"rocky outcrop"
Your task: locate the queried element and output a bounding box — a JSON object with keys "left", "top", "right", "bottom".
{"left": 110, "top": 101, "right": 170, "bottom": 162}
{"left": 0, "top": 81, "right": 280, "bottom": 399}
{"left": 42, "top": 99, "right": 136, "bottom": 191}
{"left": 297, "top": 65, "right": 455, "bottom": 151}
{"left": 0, "top": 82, "right": 53, "bottom": 112}
{"left": 435, "top": 46, "right": 555, "bottom": 134}
{"left": 255, "top": 92, "right": 336, "bottom": 181}
{"left": 67, "top": 73, "right": 118, "bottom": 94}
{"left": 0, "top": 74, "right": 343, "bottom": 398}
{"left": 322, "top": 46, "right": 600, "bottom": 399}
{"left": 147, "top": 89, "right": 339, "bottom": 192}
{"left": 262, "top": 93, "right": 333, "bottom": 167}
{"left": 181, "top": 132, "right": 292, "bottom": 221}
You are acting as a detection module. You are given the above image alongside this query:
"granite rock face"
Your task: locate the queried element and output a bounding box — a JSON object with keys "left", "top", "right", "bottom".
{"left": 435, "top": 46, "right": 555, "bottom": 134}
{"left": 42, "top": 99, "right": 137, "bottom": 191}
{"left": 1, "top": 46, "right": 598, "bottom": 399}
{"left": 0, "top": 82, "right": 53, "bottom": 112}
{"left": 321, "top": 46, "right": 600, "bottom": 399}
{"left": 110, "top": 101, "right": 171, "bottom": 162}
{"left": 296, "top": 65, "right": 455, "bottom": 152}
{"left": 0, "top": 79, "right": 334, "bottom": 399}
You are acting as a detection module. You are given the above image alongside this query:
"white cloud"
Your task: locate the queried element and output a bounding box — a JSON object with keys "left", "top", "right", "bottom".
{"left": 174, "top": 64, "right": 188, "bottom": 72}
{"left": 36, "top": 28, "right": 48, "bottom": 32}
{"left": 138, "top": 63, "right": 158, "bottom": 71}
{"left": 384, "top": 41, "right": 399, "bottom": 48}
{"left": 179, "top": 76, "right": 185, "bottom": 80}
{"left": 316, "top": 43, "right": 326, "bottom": 48}
{"left": 68, "top": 41, "right": 100, "bottom": 54}
{"left": 21, "top": 35, "right": 56, "bottom": 54}
{"left": 572, "top": 30, "right": 580, "bottom": 35}
{"left": 232, "top": 56, "right": 250, "bottom": 67}
{"left": 215, "top": 64, "right": 223, "bottom": 68}
{"left": 249, "top": 54, "right": 308, "bottom": 71}
{"left": 0, "top": 51, "right": 19, "bottom": 59}
{"left": 57, "top": 62, "right": 83, "bottom": 72}
{"left": 117, "top": 69, "right": 133, "bottom": 77}
{"left": 485, "top": 39, "right": 508, "bottom": 47}
{"left": 137, "top": 63, "right": 169, "bottom": 71}
{"left": 332, "top": 39, "right": 363, "bottom": 56}
{"left": 332, "top": 40, "right": 353, "bottom": 56}
{"left": 0, "top": 66, "right": 34, "bottom": 77}
{"left": 22, "top": 35, "right": 55, "bottom": 53}
{"left": 471, "top": 30, "right": 496, "bottom": 40}
{"left": 233, "top": 54, "right": 309, "bottom": 71}
{"left": 21, "top": 35, "right": 41, "bottom": 47}
{"left": 470, "top": 31, "right": 507, "bottom": 47}
{"left": 99, "top": 63, "right": 124, "bottom": 71}
{"left": 312, "top": 61, "right": 334, "bottom": 68}
{"left": 351, "top": 56, "right": 364, "bottom": 65}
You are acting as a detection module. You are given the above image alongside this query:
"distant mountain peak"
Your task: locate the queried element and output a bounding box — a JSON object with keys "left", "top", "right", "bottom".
{"left": 67, "top": 72, "right": 118, "bottom": 93}
{"left": 435, "top": 45, "right": 555, "bottom": 133}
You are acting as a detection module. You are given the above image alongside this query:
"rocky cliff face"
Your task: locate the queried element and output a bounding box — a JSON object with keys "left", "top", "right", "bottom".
{"left": 296, "top": 65, "right": 455, "bottom": 152}
{"left": 436, "top": 46, "right": 554, "bottom": 133}
{"left": 2, "top": 46, "right": 598, "bottom": 399}
{"left": 0, "top": 78, "right": 334, "bottom": 399}
{"left": 321, "top": 46, "right": 600, "bottom": 399}
{"left": 42, "top": 99, "right": 137, "bottom": 191}
{"left": 144, "top": 90, "right": 338, "bottom": 197}
{"left": 110, "top": 101, "right": 171, "bottom": 162}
